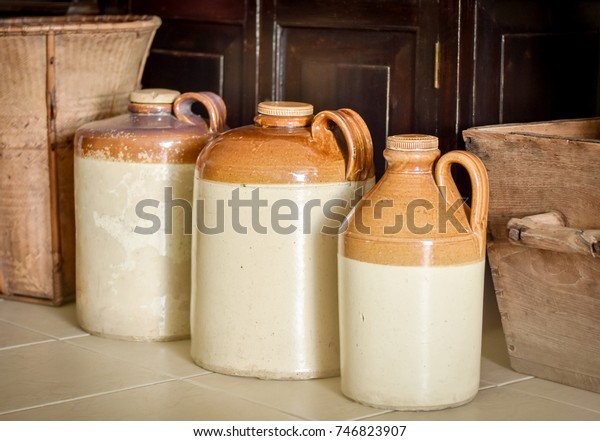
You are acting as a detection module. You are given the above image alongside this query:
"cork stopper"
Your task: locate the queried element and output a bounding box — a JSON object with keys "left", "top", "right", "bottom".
{"left": 130, "top": 88, "right": 181, "bottom": 105}
{"left": 387, "top": 134, "right": 439, "bottom": 151}
{"left": 257, "top": 101, "right": 314, "bottom": 117}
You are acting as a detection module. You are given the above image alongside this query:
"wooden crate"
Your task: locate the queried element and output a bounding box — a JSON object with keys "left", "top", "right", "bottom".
{"left": 463, "top": 118, "right": 600, "bottom": 393}
{"left": 0, "top": 16, "right": 160, "bottom": 305}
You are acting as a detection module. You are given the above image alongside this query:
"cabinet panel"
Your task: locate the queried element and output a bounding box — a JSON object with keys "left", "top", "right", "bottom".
{"left": 268, "top": 0, "right": 439, "bottom": 176}
{"left": 501, "top": 32, "right": 599, "bottom": 123}
{"left": 470, "top": 0, "right": 600, "bottom": 128}
{"left": 279, "top": 27, "right": 417, "bottom": 175}
{"left": 131, "top": 5, "right": 257, "bottom": 128}
{"left": 143, "top": 49, "right": 224, "bottom": 97}
{"left": 139, "top": 20, "right": 245, "bottom": 126}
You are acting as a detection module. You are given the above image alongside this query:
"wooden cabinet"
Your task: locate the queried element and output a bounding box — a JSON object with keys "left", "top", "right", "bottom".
{"left": 132, "top": 0, "right": 441, "bottom": 177}
{"left": 132, "top": 0, "right": 600, "bottom": 177}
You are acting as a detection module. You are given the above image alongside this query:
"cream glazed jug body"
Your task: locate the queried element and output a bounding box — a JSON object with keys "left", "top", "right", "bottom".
{"left": 191, "top": 101, "right": 375, "bottom": 379}
{"left": 74, "top": 89, "right": 226, "bottom": 341}
{"left": 338, "top": 134, "right": 489, "bottom": 410}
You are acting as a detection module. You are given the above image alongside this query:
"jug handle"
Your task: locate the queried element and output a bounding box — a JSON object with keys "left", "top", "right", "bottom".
{"left": 311, "top": 108, "right": 375, "bottom": 181}
{"left": 173, "top": 92, "right": 227, "bottom": 134}
{"left": 434, "top": 150, "right": 489, "bottom": 255}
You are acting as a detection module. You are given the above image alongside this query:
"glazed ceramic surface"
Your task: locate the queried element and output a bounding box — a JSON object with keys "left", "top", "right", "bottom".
{"left": 338, "top": 134, "right": 489, "bottom": 410}
{"left": 191, "top": 102, "right": 375, "bottom": 379}
{"left": 74, "top": 89, "right": 226, "bottom": 341}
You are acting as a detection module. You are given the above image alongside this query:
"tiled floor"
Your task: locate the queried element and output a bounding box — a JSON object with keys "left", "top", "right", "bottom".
{"left": 0, "top": 281, "right": 599, "bottom": 421}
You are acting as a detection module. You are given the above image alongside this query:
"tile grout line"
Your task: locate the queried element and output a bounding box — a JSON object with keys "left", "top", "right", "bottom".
{"left": 179, "top": 371, "right": 214, "bottom": 380}
{"left": 57, "top": 334, "right": 91, "bottom": 341}
{"left": 495, "top": 376, "right": 536, "bottom": 387}
{"left": 494, "top": 375, "right": 600, "bottom": 415}
{"left": 352, "top": 410, "right": 396, "bottom": 421}
{"left": 0, "top": 317, "right": 87, "bottom": 341}
{"left": 60, "top": 338, "right": 207, "bottom": 382}
{"left": 179, "top": 376, "right": 394, "bottom": 421}
{"left": 0, "top": 317, "right": 57, "bottom": 337}
{"left": 501, "top": 384, "right": 600, "bottom": 415}
{"left": 346, "top": 379, "right": 504, "bottom": 421}
{"left": 0, "top": 333, "right": 93, "bottom": 352}
{"left": 179, "top": 376, "right": 309, "bottom": 421}
{"left": 0, "top": 378, "right": 179, "bottom": 417}
{"left": 348, "top": 383, "right": 503, "bottom": 421}
{"left": 0, "top": 339, "right": 56, "bottom": 352}
{"left": 60, "top": 334, "right": 188, "bottom": 380}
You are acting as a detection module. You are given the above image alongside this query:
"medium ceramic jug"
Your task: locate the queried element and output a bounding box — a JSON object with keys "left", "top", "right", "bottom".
{"left": 191, "top": 101, "right": 375, "bottom": 379}
{"left": 338, "top": 134, "right": 489, "bottom": 410}
{"left": 74, "top": 88, "right": 226, "bottom": 341}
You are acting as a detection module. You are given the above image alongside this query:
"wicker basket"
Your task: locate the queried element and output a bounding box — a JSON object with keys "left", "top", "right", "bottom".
{"left": 0, "top": 15, "right": 161, "bottom": 305}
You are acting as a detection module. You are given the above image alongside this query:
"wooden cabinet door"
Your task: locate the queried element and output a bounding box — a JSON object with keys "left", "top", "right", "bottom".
{"left": 130, "top": 0, "right": 257, "bottom": 128}
{"left": 462, "top": 0, "right": 600, "bottom": 129}
{"left": 261, "top": 0, "right": 441, "bottom": 176}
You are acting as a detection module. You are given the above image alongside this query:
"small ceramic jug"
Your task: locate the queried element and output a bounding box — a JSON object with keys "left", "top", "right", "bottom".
{"left": 74, "top": 88, "right": 226, "bottom": 341}
{"left": 191, "top": 101, "right": 375, "bottom": 379}
{"left": 338, "top": 134, "right": 489, "bottom": 410}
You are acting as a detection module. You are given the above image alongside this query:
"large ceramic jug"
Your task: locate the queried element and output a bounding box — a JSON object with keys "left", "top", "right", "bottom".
{"left": 74, "top": 89, "right": 226, "bottom": 341}
{"left": 338, "top": 134, "right": 489, "bottom": 410}
{"left": 191, "top": 101, "right": 375, "bottom": 379}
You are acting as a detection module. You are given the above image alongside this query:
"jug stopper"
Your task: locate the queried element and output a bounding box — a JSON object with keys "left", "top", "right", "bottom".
{"left": 258, "top": 101, "right": 314, "bottom": 117}
{"left": 130, "top": 88, "right": 181, "bottom": 104}
{"left": 387, "top": 134, "right": 438, "bottom": 151}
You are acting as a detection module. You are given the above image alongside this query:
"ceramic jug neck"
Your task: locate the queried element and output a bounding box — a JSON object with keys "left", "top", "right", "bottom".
{"left": 128, "top": 103, "right": 173, "bottom": 115}
{"left": 254, "top": 113, "right": 312, "bottom": 128}
{"left": 383, "top": 148, "right": 441, "bottom": 174}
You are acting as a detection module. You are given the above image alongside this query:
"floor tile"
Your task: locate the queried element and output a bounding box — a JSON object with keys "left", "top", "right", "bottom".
{"left": 186, "top": 373, "right": 387, "bottom": 420}
{"left": 0, "top": 380, "right": 299, "bottom": 421}
{"left": 506, "top": 378, "right": 600, "bottom": 413}
{"left": 0, "top": 320, "right": 53, "bottom": 349}
{"left": 478, "top": 380, "right": 496, "bottom": 391}
{"left": 479, "top": 349, "right": 533, "bottom": 386}
{"left": 0, "top": 301, "right": 86, "bottom": 339}
{"left": 66, "top": 336, "right": 209, "bottom": 379}
{"left": 0, "top": 274, "right": 597, "bottom": 422}
{"left": 0, "top": 341, "right": 170, "bottom": 414}
{"left": 361, "top": 385, "right": 600, "bottom": 421}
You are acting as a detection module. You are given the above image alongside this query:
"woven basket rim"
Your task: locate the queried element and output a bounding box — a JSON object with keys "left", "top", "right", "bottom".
{"left": 0, "top": 15, "right": 161, "bottom": 34}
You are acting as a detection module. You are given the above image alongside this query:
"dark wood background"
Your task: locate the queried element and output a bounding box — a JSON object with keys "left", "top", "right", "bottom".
{"left": 132, "top": 0, "right": 600, "bottom": 178}
{"left": 4, "top": 0, "right": 600, "bottom": 178}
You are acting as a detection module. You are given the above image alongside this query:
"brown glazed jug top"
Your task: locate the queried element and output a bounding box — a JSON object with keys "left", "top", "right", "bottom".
{"left": 75, "top": 89, "right": 227, "bottom": 164}
{"left": 340, "top": 134, "right": 489, "bottom": 267}
{"left": 196, "top": 101, "right": 375, "bottom": 184}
